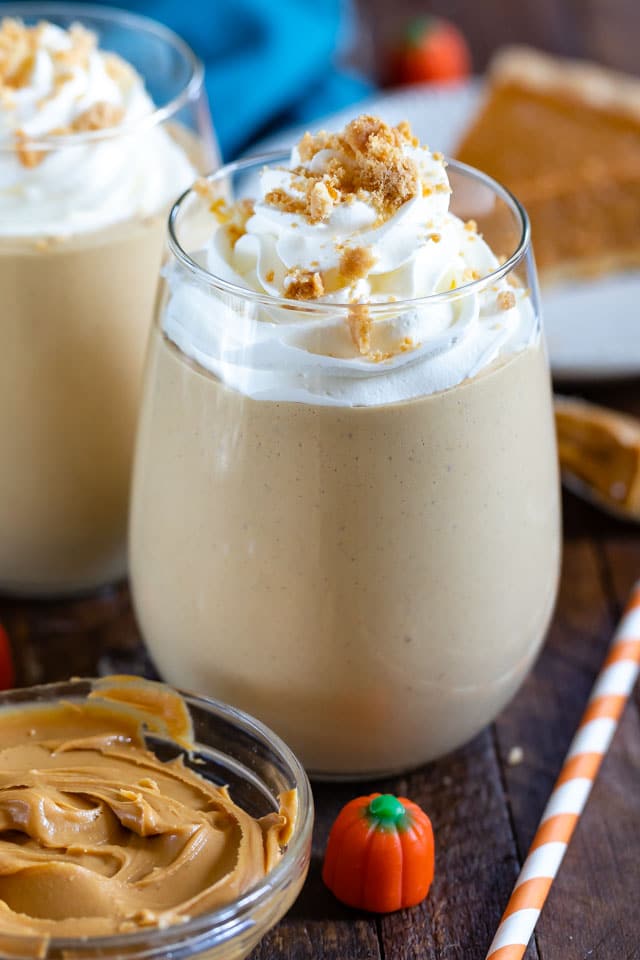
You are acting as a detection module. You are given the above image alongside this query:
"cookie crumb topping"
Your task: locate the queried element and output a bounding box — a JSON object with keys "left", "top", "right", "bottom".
{"left": 348, "top": 303, "right": 373, "bottom": 355}
{"left": 339, "top": 246, "right": 376, "bottom": 284}
{"left": 266, "top": 115, "right": 421, "bottom": 226}
{"left": 1, "top": 18, "right": 133, "bottom": 167}
{"left": 284, "top": 268, "right": 325, "bottom": 301}
{"left": 498, "top": 290, "right": 516, "bottom": 310}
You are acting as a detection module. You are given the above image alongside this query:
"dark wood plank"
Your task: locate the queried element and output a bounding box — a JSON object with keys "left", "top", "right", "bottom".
{"left": 536, "top": 699, "right": 640, "bottom": 959}
{"left": 252, "top": 918, "right": 381, "bottom": 960}
{"left": 0, "top": 583, "right": 151, "bottom": 687}
{"left": 378, "top": 733, "right": 538, "bottom": 960}
{"left": 253, "top": 779, "right": 382, "bottom": 960}
{"left": 535, "top": 529, "right": 640, "bottom": 959}
{"left": 601, "top": 539, "right": 640, "bottom": 714}
{"left": 494, "top": 534, "right": 640, "bottom": 959}
{"left": 601, "top": 540, "right": 640, "bottom": 615}
{"left": 494, "top": 538, "right": 612, "bottom": 849}
{"left": 356, "top": 0, "right": 640, "bottom": 77}
{"left": 254, "top": 730, "right": 536, "bottom": 960}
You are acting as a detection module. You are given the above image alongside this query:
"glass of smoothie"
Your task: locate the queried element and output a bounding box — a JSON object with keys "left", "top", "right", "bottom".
{"left": 130, "top": 116, "right": 561, "bottom": 778}
{"left": 0, "top": 4, "right": 217, "bottom": 596}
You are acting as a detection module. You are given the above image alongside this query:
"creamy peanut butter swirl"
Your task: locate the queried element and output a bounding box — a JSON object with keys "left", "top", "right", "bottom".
{"left": 0, "top": 677, "right": 296, "bottom": 940}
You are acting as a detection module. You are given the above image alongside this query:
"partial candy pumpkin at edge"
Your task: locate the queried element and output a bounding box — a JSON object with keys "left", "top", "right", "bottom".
{"left": 387, "top": 17, "right": 472, "bottom": 86}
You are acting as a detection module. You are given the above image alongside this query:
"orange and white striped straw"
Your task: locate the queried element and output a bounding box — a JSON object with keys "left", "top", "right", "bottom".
{"left": 485, "top": 580, "right": 640, "bottom": 960}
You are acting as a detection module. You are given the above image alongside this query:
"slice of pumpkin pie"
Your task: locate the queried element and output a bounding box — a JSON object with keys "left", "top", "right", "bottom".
{"left": 455, "top": 46, "right": 640, "bottom": 283}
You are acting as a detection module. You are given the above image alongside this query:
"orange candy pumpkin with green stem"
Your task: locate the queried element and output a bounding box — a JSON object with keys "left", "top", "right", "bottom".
{"left": 322, "top": 793, "right": 435, "bottom": 912}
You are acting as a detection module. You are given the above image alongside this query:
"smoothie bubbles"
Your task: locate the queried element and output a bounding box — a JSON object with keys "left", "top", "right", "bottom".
{"left": 0, "top": 8, "right": 215, "bottom": 595}
{"left": 130, "top": 116, "right": 561, "bottom": 777}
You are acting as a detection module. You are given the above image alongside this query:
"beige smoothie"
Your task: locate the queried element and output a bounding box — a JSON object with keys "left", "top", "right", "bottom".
{"left": 0, "top": 17, "right": 205, "bottom": 594}
{"left": 131, "top": 328, "right": 559, "bottom": 775}
{"left": 0, "top": 220, "right": 165, "bottom": 592}
{"left": 130, "top": 116, "right": 561, "bottom": 776}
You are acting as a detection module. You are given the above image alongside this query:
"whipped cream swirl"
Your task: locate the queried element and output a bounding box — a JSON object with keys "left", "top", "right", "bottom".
{"left": 0, "top": 19, "right": 196, "bottom": 236}
{"left": 164, "top": 116, "right": 536, "bottom": 406}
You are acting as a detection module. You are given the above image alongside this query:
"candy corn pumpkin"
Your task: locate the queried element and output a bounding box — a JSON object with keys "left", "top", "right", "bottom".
{"left": 322, "top": 793, "right": 435, "bottom": 912}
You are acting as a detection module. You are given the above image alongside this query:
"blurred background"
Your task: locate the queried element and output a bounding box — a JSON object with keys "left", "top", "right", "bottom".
{"left": 67, "top": 0, "right": 639, "bottom": 159}
{"left": 355, "top": 0, "right": 638, "bottom": 76}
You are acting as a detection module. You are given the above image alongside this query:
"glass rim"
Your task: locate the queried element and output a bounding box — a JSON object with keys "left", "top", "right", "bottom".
{"left": 0, "top": 678, "right": 314, "bottom": 958}
{"left": 0, "top": 1, "right": 204, "bottom": 151}
{"left": 167, "top": 151, "right": 532, "bottom": 316}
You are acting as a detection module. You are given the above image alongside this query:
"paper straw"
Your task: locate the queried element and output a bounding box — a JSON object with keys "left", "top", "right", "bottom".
{"left": 485, "top": 580, "right": 640, "bottom": 960}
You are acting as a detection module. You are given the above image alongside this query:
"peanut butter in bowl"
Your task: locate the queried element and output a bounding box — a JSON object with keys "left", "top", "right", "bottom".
{"left": 0, "top": 676, "right": 312, "bottom": 960}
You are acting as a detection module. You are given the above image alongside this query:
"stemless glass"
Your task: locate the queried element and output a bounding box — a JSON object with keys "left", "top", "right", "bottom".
{"left": 0, "top": 3, "right": 217, "bottom": 596}
{"left": 130, "top": 154, "right": 561, "bottom": 779}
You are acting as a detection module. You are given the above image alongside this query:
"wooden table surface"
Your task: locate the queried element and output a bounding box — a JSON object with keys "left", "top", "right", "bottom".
{"left": 2, "top": 383, "right": 639, "bottom": 960}
{"left": 2, "top": 4, "right": 640, "bottom": 959}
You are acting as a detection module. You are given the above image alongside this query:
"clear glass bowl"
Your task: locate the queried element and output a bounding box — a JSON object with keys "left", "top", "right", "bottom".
{"left": 0, "top": 679, "right": 313, "bottom": 960}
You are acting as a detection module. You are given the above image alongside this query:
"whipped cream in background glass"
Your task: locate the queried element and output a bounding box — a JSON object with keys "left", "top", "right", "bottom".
{"left": 164, "top": 116, "right": 536, "bottom": 405}
{"left": 0, "top": 17, "right": 197, "bottom": 235}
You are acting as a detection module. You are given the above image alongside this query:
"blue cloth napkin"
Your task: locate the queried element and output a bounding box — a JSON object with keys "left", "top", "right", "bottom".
{"left": 79, "top": 0, "right": 372, "bottom": 159}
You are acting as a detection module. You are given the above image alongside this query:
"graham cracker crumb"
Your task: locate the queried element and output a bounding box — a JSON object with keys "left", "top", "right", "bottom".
{"left": 463, "top": 268, "right": 481, "bottom": 281}
{"left": 430, "top": 233, "right": 441, "bottom": 243}
{"left": 338, "top": 246, "right": 376, "bottom": 283}
{"left": 210, "top": 198, "right": 231, "bottom": 223}
{"left": 266, "top": 115, "right": 419, "bottom": 226}
{"left": 264, "top": 187, "right": 307, "bottom": 218}
{"left": 226, "top": 199, "right": 254, "bottom": 247}
{"left": 194, "top": 181, "right": 236, "bottom": 226}
{"left": 464, "top": 219, "right": 478, "bottom": 233}
{"left": 51, "top": 24, "right": 95, "bottom": 69}
{"left": 194, "top": 177, "right": 213, "bottom": 199}
{"left": 70, "top": 101, "right": 125, "bottom": 132}
{"left": 309, "top": 181, "right": 335, "bottom": 222}
{"left": 347, "top": 303, "right": 372, "bottom": 355}
{"left": 265, "top": 270, "right": 275, "bottom": 283}
{"left": 369, "top": 337, "right": 416, "bottom": 363}
{"left": 2, "top": 19, "right": 131, "bottom": 166}
{"left": 396, "top": 119, "right": 419, "bottom": 146}
{"left": 0, "top": 18, "right": 40, "bottom": 88}
{"left": 14, "top": 129, "right": 44, "bottom": 168}
{"left": 103, "top": 51, "right": 134, "bottom": 87}
{"left": 297, "top": 131, "right": 316, "bottom": 163}
{"left": 498, "top": 290, "right": 517, "bottom": 310}
{"left": 284, "top": 268, "right": 325, "bottom": 301}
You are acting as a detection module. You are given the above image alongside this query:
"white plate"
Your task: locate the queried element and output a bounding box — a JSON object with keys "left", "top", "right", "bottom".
{"left": 254, "top": 82, "right": 640, "bottom": 382}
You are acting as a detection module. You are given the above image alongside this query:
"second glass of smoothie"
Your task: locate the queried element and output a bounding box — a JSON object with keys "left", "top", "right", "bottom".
{"left": 130, "top": 117, "right": 561, "bottom": 778}
{"left": 0, "top": 4, "right": 217, "bottom": 595}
